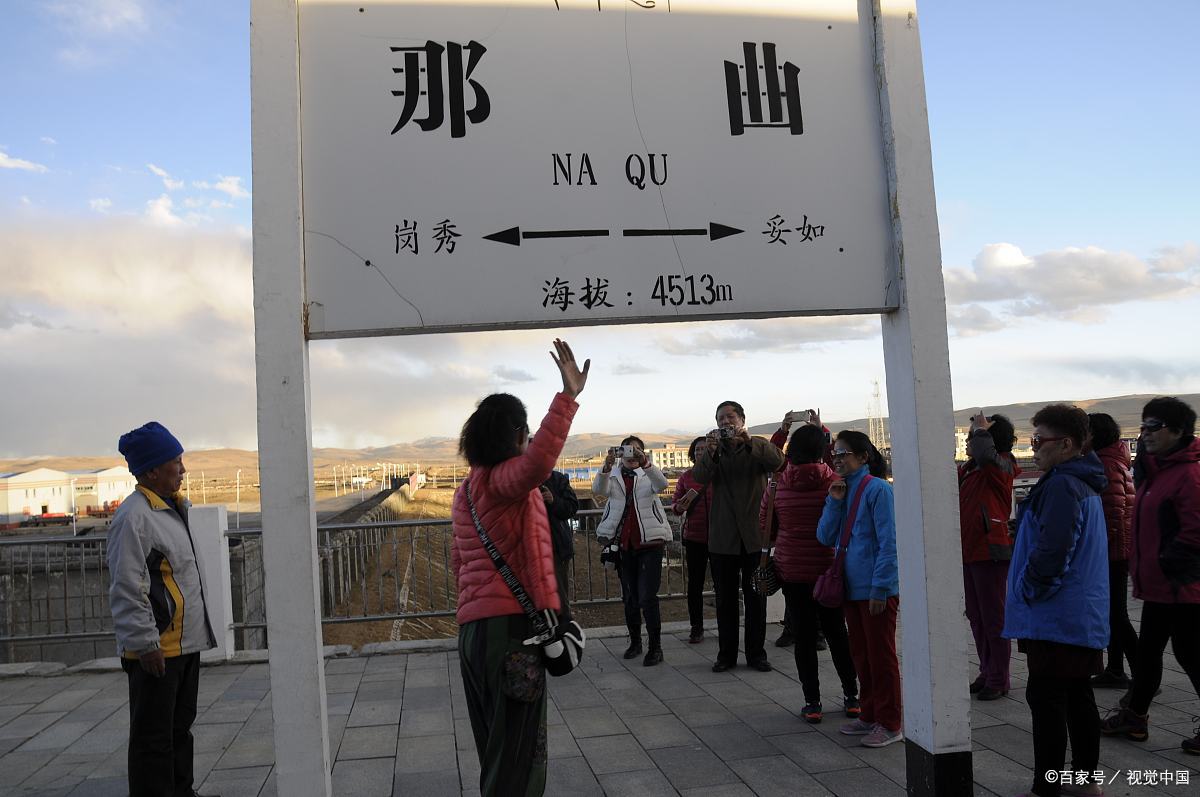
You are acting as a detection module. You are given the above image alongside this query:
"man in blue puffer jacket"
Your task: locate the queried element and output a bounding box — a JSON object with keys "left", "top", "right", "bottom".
{"left": 1003, "top": 404, "right": 1109, "bottom": 797}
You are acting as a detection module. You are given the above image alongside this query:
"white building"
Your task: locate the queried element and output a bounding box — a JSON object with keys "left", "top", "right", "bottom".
{"left": 69, "top": 466, "right": 137, "bottom": 516}
{"left": 0, "top": 468, "right": 72, "bottom": 528}
{"left": 954, "top": 427, "right": 970, "bottom": 461}
{"left": 647, "top": 443, "right": 692, "bottom": 471}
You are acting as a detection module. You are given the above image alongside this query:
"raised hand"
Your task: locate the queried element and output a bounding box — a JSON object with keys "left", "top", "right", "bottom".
{"left": 829, "top": 480, "right": 847, "bottom": 500}
{"left": 808, "top": 408, "right": 822, "bottom": 428}
{"left": 550, "top": 338, "right": 590, "bottom": 398}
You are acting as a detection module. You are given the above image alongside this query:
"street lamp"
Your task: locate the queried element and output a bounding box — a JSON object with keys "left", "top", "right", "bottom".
{"left": 235, "top": 469, "right": 243, "bottom": 529}
{"left": 70, "top": 478, "right": 77, "bottom": 536}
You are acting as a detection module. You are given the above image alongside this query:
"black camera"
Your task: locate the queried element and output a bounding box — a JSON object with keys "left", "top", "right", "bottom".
{"left": 599, "top": 540, "right": 620, "bottom": 570}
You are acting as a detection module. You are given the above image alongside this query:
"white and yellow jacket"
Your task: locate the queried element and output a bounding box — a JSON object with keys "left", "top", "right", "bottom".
{"left": 107, "top": 486, "right": 216, "bottom": 658}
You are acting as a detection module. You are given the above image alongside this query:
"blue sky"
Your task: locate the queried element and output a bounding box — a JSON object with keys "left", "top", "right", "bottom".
{"left": 2, "top": 1, "right": 1197, "bottom": 457}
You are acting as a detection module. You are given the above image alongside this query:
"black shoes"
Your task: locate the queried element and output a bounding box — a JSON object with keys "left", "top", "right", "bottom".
{"left": 623, "top": 640, "right": 643, "bottom": 660}
{"left": 689, "top": 628, "right": 704, "bottom": 644}
{"left": 775, "top": 629, "right": 794, "bottom": 647}
{"left": 712, "top": 660, "right": 734, "bottom": 673}
{"left": 815, "top": 631, "right": 828, "bottom": 652}
{"left": 1091, "top": 669, "right": 1130, "bottom": 689}
{"left": 643, "top": 647, "right": 663, "bottom": 667}
{"left": 976, "top": 687, "right": 1007, "bottom": 701}
{"left": 750, "top": 659, "right": 772, "bottom": 673}
{"left": 969, "top": 677, "right": 985, "bottom": 694}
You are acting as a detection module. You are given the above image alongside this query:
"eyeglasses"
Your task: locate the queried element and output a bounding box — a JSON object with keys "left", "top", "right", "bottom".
{"left": 831, "top": 450, "right": 854, "bottom": 459}
{"left": 1139, "top": 419, "right": 1167, "bottom": 434}
{"left": 1030, "top": 434, "right": 1067, "bottom": 452}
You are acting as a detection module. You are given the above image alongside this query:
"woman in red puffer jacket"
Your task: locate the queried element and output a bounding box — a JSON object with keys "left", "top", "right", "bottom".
{"left": 1087, "top": 413, "right": 1139, "bottom": 689}
{"left": 760, "top": 422, "right": 859, "bottom": 724}
{"left": 451, "top": 339, "right": 589, "bottom": 797}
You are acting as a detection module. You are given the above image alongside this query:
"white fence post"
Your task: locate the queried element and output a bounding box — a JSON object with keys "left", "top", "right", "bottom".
{"left": 191, "top": 505, "right": 235, "bottom": 662}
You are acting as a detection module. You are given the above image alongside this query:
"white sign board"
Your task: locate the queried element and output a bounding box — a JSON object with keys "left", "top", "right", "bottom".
{"left": 298, "top": 0, "right": 895, "bottom": 338}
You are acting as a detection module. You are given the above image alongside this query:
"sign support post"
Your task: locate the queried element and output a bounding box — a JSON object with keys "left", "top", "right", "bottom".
{"left": 251, "top": 1, "right": 333, "bottom": 795}
{"left": 875, "top": 1, "right": 973, "bottom": 793}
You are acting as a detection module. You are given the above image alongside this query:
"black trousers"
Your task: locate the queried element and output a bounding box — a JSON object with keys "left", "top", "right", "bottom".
{"left": 618, "top": 546, "right": 663, "bottom": 645}
{"left": 683, "top": 540, "right": 711, "bottom": 633}
{"left": 1023, "top": 642, "right": 1101, "bottom": 797}
{"left": 122, "top": 651, "right": 200, "bottom": 797}
{"left": 781, "top": 581, "right": 857, "bottom": 703}
{"left": 1104, "top": 560, "right": 1139, "bottom": 677}
{"left": 1129, "top": 601, "right": 1200, "bottom": 715}
{"left": 709, "top": 549, "right": 766, "bottom": 666}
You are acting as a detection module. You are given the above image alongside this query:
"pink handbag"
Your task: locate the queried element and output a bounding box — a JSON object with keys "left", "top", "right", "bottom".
{"left": 813, "top": 475, "right": 873, "bottom": 608}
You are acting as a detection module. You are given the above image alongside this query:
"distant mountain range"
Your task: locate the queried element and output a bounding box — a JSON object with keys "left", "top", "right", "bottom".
{"left": 4, "top": 393, "right": 1194, "bottom": 479}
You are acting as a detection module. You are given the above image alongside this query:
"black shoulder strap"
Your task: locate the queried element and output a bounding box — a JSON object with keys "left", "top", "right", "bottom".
{"left": 463, "top": 479, "right": 552, "bottom": 638}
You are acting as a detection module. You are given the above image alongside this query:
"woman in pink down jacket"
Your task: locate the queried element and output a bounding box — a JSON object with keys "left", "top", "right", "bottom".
{"left": 451, "top": 340, "right": 590, "bottom": 797}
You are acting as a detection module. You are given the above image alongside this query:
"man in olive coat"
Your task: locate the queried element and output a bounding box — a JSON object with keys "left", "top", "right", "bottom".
{"left": 693, "top": 401, "right": 785, "bottom": 672}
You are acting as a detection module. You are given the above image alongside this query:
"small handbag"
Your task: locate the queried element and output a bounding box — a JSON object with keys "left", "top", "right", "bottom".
{"left": 464, "top": 479, "right": 585, "bottom": 677}
{"left": 752, "top": 479, "right": 781, "bottom": 597}
{"left": 813, "top": 475, "right": 873, "bottom": 609}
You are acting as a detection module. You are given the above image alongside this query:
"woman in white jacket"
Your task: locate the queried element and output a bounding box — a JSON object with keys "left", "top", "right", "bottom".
{"left": 594, "top": 436, "right": 672, "bottom": 665}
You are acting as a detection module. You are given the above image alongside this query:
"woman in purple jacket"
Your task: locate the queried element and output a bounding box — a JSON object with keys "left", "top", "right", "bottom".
{"left": 673, "top": 437, "right": 714, "bottom": 643}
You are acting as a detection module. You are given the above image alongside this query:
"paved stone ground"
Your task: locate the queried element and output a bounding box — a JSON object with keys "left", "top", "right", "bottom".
{"left": 1, "top": 619, "right": 1197, "bottom": 797}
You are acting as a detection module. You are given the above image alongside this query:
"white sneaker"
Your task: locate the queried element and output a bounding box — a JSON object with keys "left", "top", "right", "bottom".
{"left": 861, "top": 724, "right": 904, "bottom": 748}
{"left": 839, "top": 718, "right": 874, "bottom": 735}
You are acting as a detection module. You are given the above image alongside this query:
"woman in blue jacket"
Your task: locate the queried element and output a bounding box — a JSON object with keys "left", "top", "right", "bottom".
{"left": 816, "top": 430, "right": 901, "bottom": 749}
{"left": 1002, "top": 404, "right": 1109, "bottom": 797}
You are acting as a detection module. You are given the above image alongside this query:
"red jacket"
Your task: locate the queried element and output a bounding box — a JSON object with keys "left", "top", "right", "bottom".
{"left": 672, "top": 469, "right": 711, "bottom": 543}
{"left": 957, "top": 429, "right": 1020, "bottom": 563}
{"left": 761, "top": 461, "right": 838, "bottom": 583}
{"left": 1096, "top": 441, "right": 1134, "bottom": 562}
{"left": 1130, "top": 437, "right": 1200, "bottom": 604}
{"left": 451, "top": 393, "right": 576, "bottom": 625}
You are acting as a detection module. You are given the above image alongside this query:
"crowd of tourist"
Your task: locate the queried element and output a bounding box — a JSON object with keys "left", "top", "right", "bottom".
{"left": 448, "top": 339, "right": 1200, "bottom": 797}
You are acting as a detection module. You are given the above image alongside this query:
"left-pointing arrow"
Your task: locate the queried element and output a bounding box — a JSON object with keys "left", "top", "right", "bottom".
{"left": 483, "top": 227, "right": 610, "bottom": 246}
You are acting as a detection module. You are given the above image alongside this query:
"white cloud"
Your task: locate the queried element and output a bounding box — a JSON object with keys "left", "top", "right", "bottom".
{"left": 0, "top": 217, "right": 256, "bottom": 455}
{"left": 0, "top": 303, "right": 52, "bottom": 330}
{"left": 147, "top": 162, "right": 183, "bottom": 191}
{"left": 19, "top": 196, "right": 34, "bottom": 207}
{"left": 40, "top": 137, "right": 58, "bottom": 146}
{"left": 45, "top": 0, "right": 148, "bottom": 36}
{"left": 493, "top": 365, "right": 536, "bottom": 383}
{"left": 144, "top": 194, "right": 183, "bottom": 227}
{"left": 944, "top": 242, "right": 1200, "bottom": 327}
{"left": 0, "top": 150, "right": 49, "bottom": 173}
{"left": 89, "top": 198, "right": 113, "bottom": 213}
{"left": 612, "top": 362, "right": 656, "bottom": 375}
{"left": 194, "top": 175, "right": 249, "bottom": 200}
{"left": 655, "top": 315, "right": 880, "bottom": 356}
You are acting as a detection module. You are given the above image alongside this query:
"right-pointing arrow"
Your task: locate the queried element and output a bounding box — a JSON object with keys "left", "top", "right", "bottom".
{"left": 708, "top": 222, "right": 743, "bottom": 241}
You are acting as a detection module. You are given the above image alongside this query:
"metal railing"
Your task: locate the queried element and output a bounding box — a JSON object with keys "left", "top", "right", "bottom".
{"left": 1, "top": 505, "right": 700, "bottom": 651}
{"left": 0, "top": 534, "right": 115, "bottom": 644}
{"left": 225, "top": 507, "right": 697, "bottom": 637}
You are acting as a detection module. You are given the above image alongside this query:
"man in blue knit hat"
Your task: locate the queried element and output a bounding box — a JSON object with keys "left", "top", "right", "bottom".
{"left": 109, "top": 421, "right": 217, "bottom": 797}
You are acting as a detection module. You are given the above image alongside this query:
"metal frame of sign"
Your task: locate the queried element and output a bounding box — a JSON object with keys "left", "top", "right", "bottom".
{"left": 251, "top": 1, "right": 969, "bottom": 794}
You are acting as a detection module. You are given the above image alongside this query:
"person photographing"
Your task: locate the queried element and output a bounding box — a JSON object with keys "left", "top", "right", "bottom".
{"left": 692, "top": 401, "right": 785, "bottom": 672}
{"left": 595, "top": 437, "right": 671, "bottom": 665}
